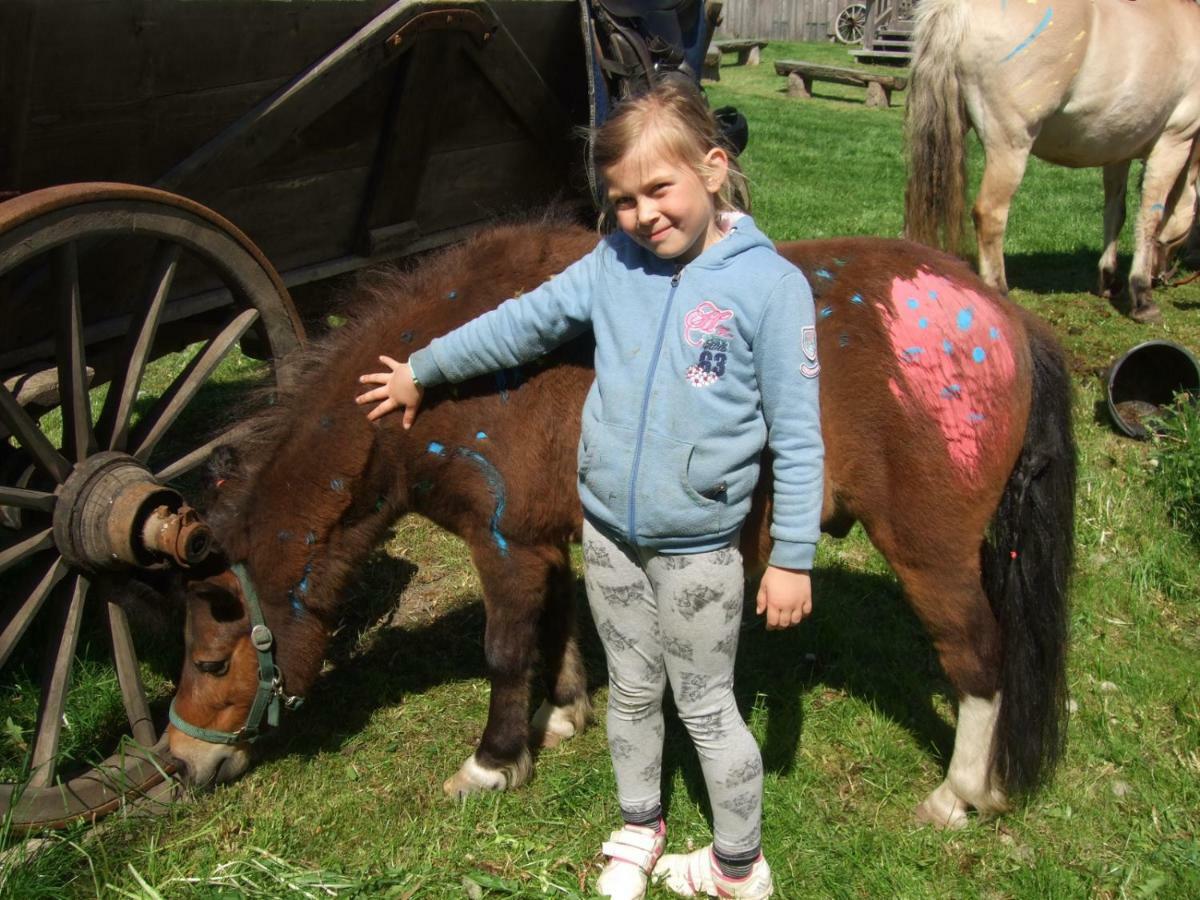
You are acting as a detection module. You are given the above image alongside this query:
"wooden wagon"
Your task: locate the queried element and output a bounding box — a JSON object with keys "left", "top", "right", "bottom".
{"left": 0, "top": 0, "right": 593, "bottom": 830}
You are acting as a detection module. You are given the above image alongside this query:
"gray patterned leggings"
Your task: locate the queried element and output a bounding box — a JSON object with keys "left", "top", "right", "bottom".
{"left": 582, "top": 519, "right": 763, "bottom": 856}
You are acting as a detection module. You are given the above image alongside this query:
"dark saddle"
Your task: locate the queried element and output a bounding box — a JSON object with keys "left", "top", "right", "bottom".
{"left": 587, "top": 0, "right": 706, "bottom": 96}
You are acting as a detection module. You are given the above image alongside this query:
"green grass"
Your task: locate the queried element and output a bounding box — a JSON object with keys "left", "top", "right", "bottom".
{"left": 4, "top": 40, "right": 1200, "bottom": 898}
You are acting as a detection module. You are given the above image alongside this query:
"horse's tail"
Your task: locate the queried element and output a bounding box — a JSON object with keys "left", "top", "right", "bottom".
{"left": 904, "top": 0, "right": 971, "bottom": 254}
{"left": 982, "top": 317, "right": 1076, "bottom": 795}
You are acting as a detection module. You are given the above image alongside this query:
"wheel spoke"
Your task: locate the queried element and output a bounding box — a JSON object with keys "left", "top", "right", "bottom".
{"left": 0, "top": 526, "right": 54, "bottom": 576}
{"left": 96, "top": 242, "right": 181, "bottom": 452}
{"left": 29, "top": 573, "right": 88, "bottom": 789}
{"left": 53, "top": 242, "right": 95, "bottom": 464}
{"left": 0, "top": 485, "right": 55, "bottom": 512}
{"left": 153, "top": 420, "right": 253, "bottom": 483}
{"left": 107, "top": 597, "right": 156, "bottom": 748}
{"left": 130, "top": 308, "right": 259, "bottom": 463}
{"left": 0, "top": 384, "right": 72, "bottom": 484}
{"left": 0, "top": 555, "right": 68, "bottom": 670}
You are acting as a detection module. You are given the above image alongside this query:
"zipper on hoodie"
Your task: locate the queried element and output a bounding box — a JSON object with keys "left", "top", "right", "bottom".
{"left": 626, "top": 266, "right": 682, "bottom": 540}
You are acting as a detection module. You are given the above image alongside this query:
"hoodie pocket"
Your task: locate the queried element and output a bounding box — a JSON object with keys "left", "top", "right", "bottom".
{"left": 633, "top": 430, "right": 722, "bottom": 540}
{"left": 578, "top": 421, "right": 635, "bottom": 522}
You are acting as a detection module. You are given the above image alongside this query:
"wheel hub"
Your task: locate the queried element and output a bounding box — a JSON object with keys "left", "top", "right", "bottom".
{"left": 51, "top": 451, "right": 212, "bottom": 572}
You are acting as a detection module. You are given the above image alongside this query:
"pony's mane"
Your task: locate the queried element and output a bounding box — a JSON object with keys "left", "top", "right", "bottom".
{"left": 206, "top": 210, "right": 594, "bottom": 536}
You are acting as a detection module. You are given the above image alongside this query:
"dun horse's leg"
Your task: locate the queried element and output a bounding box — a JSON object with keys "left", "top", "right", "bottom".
{"left": 1098, "top": 161, "right": 1131, "bottom": 299}
{"left": 973, "top": 145, "right": 1031, "bottom": 294}
{"left": 443, "top": 544, "right": 558, "bottom": 796}
{"left": 1155, "top": 158, "right": 1200, "bottom": 282}
{"left": 532, "top": 544, "right": 593, "bottom": 748}
{"left": 1129, "top": 136, "right": 1198, "bottom": 322}
{"left": 893, "top": 559, "right": 1009, "bottom": 828}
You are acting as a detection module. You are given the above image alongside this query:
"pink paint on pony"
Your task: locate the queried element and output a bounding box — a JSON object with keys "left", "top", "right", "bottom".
{"left": 881, "top": 269, "right": 1017, "bottom": 478}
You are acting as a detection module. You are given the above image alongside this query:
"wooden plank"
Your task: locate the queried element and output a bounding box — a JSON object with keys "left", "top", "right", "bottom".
{"left": 0, "top": 1, "right": 38, "bottom": 194}
{"left": 774, "top": 59, "right": 907, "bottom": 90}
{"left": 156, "top": 0, "right": 502, "bottom": 197}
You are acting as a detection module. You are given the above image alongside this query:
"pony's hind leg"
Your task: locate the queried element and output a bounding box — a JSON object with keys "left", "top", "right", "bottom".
{"left": 532, "top": 544, "right": 592, "bottom": 748}
{"left": 972, "top": 138, "right": 1032, "bottom": 294}
{"left": 893, "top": 559, "right": 1010, "bottom": 828}
{"left": 1099, "top": 161, "right": 1131, "bottom": 299}
{"left": 443, "top": 543, "right": 565, "bottom": 797}
{"left": 1129, "top": 134, "right": 1199, "bottom": 322}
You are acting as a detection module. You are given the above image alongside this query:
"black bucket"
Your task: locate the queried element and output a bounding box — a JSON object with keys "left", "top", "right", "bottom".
{"left": 1106, "top": 340, "right": 1200, "bottom": 438}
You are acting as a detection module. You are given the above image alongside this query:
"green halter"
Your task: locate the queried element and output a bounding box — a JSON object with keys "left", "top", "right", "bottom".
{"left": 169, "top": 563, "right": 303, "bottom": 745}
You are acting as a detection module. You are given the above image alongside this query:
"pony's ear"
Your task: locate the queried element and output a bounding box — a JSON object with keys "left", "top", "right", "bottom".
{"left": 191, "top": 580, "right": 246, "bottom": 623}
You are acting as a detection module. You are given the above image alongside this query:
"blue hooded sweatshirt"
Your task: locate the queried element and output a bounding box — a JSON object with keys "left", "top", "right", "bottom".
{"left": 408, "top": 214, "right": 824, "bottom": 569}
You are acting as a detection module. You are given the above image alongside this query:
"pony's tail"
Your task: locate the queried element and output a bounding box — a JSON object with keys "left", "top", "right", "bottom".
{"left": 982, "top": 318, "right": 1076, "bottom": 795}
{"left": 904, "top": 0, "right": 970, "bottom": 254}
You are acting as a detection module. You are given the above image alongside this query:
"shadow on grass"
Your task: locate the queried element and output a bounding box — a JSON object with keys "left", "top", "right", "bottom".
{"left": 249, "top": 551, "right": 955, "bottom": 825}
{"left": 999, "top": 250, "right": 1101, "bottom": 297}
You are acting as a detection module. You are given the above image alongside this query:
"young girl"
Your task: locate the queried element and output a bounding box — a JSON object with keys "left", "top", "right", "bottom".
{"left": 357, "top": 77, "right": 822, "bottom": 900}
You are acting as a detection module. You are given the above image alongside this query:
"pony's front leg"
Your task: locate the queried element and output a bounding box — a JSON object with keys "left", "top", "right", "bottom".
{"left": 1129, "top": 135, "right": 1197, "bottom": 322}
{"left": 531, "top": 544, "right": 592, "bottom": 748}
{"left": 442, "top": 543, "right": 553, "bottom": 797}
{"left": 1098, "top": 161, "right": 1131, "bottom": 299}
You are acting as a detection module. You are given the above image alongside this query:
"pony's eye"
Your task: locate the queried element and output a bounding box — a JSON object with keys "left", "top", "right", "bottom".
{"left": 194, "top": 658, "right": 230, "bottom": 677}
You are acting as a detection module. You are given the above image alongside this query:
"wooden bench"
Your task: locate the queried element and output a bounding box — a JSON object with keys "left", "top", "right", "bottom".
{"left": 712, "top": 38, "right": 768, "bottom": 66}
{"left": 703, "top": 47, "right": 721, "bottom": 81}
{"left": 774, "top": 59, "right": 908, "bottom": 109}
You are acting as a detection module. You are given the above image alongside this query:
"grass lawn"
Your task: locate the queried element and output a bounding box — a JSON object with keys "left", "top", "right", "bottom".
{"left": 3, "top": 40, "right": 1200, "bottom": 898}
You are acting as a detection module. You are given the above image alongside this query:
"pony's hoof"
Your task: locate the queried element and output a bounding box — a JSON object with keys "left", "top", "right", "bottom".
{"left": 530, "top": 698, "right": 589, "bottom": 748}
{"left": 442, "top": 750, "right": 531, "bottom": 797}
{"left": 915, "top": 783, "right": 971, "bottom": 829}
{"left": 1130, "top": 302, "right": 1163, "bottom": 324}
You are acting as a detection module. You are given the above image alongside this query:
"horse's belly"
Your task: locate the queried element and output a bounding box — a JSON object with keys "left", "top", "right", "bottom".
{"left": 1032, "top": 116, "right": 1158, "bottom": 167}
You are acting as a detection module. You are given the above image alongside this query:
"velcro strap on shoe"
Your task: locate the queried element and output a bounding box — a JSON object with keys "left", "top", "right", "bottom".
{"left": 601, "top": 827, "right": 660, "bottom": 872}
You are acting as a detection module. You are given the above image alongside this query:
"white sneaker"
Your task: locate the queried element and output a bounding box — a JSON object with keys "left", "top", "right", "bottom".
{"left": 596, "top": 821, "right": 666, "bottom": 899}
{"left": 653, "top": 845, "right": 773, "bottom": 898}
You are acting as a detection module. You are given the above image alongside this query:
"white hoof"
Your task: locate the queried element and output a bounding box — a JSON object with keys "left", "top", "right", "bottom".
{"left": 531, "top": 698, "right": 589, "bottom": 748}
{"left": 442, "top": 750, "right": 531, "bottom": 797}
{"left": 915, "top": 781, "right": 971, "bottom": 829}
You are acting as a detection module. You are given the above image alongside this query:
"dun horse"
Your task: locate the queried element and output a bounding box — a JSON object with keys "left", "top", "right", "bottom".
{"left": 167, "top": 219, "right": 1075, "bottom": 828}
{"left": 905, "top": 0, "right": 1200, "bottom": 322}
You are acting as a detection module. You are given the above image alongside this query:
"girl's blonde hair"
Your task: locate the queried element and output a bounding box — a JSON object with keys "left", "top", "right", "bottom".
{"left": 590, "top": 76, "right": 750, "bottom": 231}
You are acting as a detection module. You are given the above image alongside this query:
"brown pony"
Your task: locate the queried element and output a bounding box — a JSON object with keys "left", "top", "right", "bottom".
{"left": 168, "top": 218, "right": 1075, "bottom": 828}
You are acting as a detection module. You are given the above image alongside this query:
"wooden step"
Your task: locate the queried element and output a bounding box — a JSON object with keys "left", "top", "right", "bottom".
{"left": 850, "top": 48, "right": 913, "bottom": 64}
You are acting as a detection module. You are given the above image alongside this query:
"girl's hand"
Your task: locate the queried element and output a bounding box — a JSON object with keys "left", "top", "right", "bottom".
{"left": 755, "top": 566, "right": 812, "bottom": 630}
{"left": 356, "top": 355, "right": 424, "bottom": 427}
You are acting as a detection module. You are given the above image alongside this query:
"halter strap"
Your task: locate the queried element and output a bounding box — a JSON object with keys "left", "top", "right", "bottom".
{"left": 169, "top": 563, "right": 304, "bottom": 745}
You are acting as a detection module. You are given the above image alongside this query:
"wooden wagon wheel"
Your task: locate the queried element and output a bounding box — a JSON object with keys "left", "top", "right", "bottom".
{"left": 0, "top": 183, "right": 304, "bottom": 830}
{"left": 835, "top": 3, "right": 868, "bottom": 45}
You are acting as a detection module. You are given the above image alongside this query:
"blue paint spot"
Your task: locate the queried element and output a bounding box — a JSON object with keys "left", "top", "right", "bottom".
{"left": 928, "top": 290, "right": 938, "bottom": 301}
{"left": 907, "top": 298, "right": 919, "bottom": 309}
{"left": 448, "top": 290, "right": 458, "bottom": 300}
{"left": 456, "top": 448, "right": 510, "bottom": 556}
{"left": 850, "top": 293, "right": 865, "bottom": 305}
{"left": 968, "top": 412, "right": 986, "bottom": 423}
{"left": 957, "top": 308, "right": 974, "bottom": 331}
{"left": 820, "top": 306, "right": 834, "bottom": 318}
{"left": 1151, "top": 203, "right": 1165, "bottom": 213}
{"left": 941, "top": 384, "right": 962, "bottom": 397}
{"left": 428, "top": 442, "right": 446, "bottom": 456}
{"left": 972, "top": 347, "right": 987, "bottom": 363}
{"left": 918, "top": 317, "right": 928, "bottom": 329}
{"left": 330, "top": 478, "right": 344, "bottom": 492}
{"left": 1002, "top": 7, "right": 1053, "bottom": 62}
{"left": 904, "top": 346, "right": 925, "bottom": 357}
{"left": 297, "top": 576, "right": 309, "bottom": 596}
{"left": 838, "top": 333, "right": 850, "bottom": 348}
{"left": 816, "top": 269, "right": 833, "bottom": 280}
{"left": 277, "top": 530, "right": 292, "bottom": 542}
{"left": 989, "top": 326, "right": 1000, "bottom": 341}
{"left": 400, "top": 331, "right": 415, "bottom": 343}
{"left": 942, "top": 340, "right": 954, "bottom": 354}
{"left": 319, "top": 414, "right": 334, "bottom": 430}
{"left": 289, "top": 589, "right": 304, "bottom": 614}
{"left": 375, "top": 496, "right": 386, "bottom": 512}
{"left": 305, "top": 531, "right": 317, "bottom": 545}
{"left": 833, "top": 258, "right": 848, "bottom": 267}
{"left": 476, "top": 431, "right": 488, "bottom": 440}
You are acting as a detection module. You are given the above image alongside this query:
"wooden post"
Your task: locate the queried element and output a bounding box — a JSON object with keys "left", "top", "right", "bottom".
{"left": 865, "top": 81, "right": 890, "bottom": 109}
{"left": 787, "top": 72, "right": 811, "bottom": 99}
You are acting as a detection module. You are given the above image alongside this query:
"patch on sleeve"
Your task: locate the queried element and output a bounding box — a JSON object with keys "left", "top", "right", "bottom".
{"left": 800, "top": 325, "right": 820, "bottom": 378}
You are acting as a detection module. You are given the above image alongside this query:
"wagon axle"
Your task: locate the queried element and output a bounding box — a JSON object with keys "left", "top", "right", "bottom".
{"left": 51, "top": 451, "right": 213, "bottom": 572}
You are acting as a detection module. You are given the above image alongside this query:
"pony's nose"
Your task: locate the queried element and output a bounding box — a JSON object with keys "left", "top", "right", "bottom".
{"left": 168, "top": 755, "right": 190, "bottom": 784}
